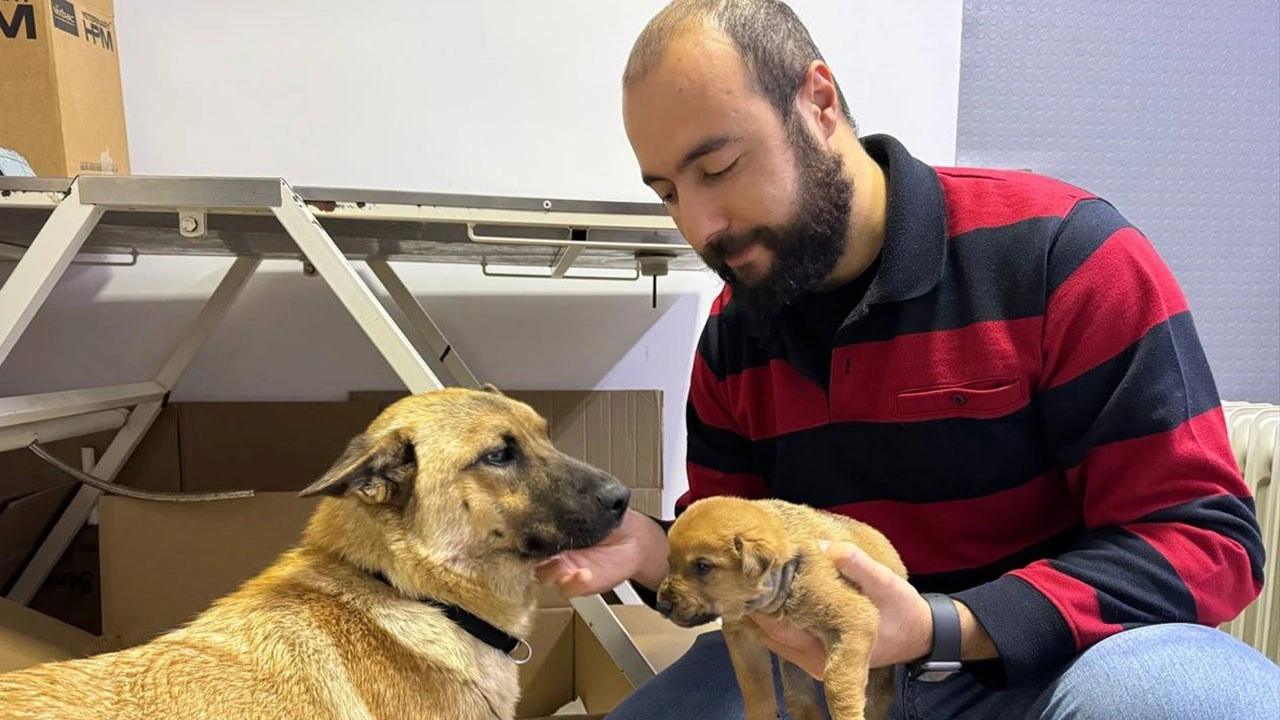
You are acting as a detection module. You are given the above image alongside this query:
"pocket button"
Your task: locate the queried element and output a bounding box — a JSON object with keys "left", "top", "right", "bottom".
{"left": 950, "top": 393, "right": 967, "bottom": 406}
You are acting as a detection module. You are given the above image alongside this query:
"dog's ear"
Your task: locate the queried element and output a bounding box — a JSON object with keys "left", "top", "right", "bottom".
{"left": 734, "top": 534, "right": 776, "bottom": 581}
{"left": 480, "top": 382, "right": 504, "bottom": 396}
{"left": 298, "top": 430, "right": 416, "bottom": 508}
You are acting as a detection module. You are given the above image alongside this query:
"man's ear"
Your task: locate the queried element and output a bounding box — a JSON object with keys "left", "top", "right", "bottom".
{"left": 298, "top": 430, "right": 416, "bottom": 508}
{"left": 734, "top": 534, "right": 776, "bottom": 581}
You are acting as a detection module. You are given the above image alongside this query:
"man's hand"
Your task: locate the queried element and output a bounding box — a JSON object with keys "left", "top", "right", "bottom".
{"left": 749, "top": 540, "right": 933, "bottom": 679}
{"left": 534, "top": 510, "right": 668, "bottom": 597}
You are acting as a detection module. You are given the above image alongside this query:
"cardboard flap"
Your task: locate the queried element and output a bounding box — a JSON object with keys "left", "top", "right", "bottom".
{"left": 98, "top": 493, "right": 321, "bottom": 647}
{"left": 0, "top": 598, "right": 112, "bottom": 673}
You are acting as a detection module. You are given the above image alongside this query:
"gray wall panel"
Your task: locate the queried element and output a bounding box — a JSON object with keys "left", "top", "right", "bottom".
{"left": 956, "top": 1, "right": 1279, "bottom": 402}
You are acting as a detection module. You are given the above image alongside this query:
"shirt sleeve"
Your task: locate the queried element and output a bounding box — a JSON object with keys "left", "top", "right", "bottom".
{"left": 677, "top": 314, "right": 773, "bottom": 514}
{"left": 951, "top": 197, "right": 1266, "bottom": 687}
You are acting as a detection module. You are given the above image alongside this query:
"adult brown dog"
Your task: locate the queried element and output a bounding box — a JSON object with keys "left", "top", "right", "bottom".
{"left": 0, "top": 386, "right": 631, "bottom": 720}
{"left": 656, "top": 496, "right": 906, "bottom": 720}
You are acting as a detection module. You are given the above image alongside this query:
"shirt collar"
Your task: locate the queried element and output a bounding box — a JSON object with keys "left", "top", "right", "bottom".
{"left": 857, "top": 133, "right": 948, "bottom": 307}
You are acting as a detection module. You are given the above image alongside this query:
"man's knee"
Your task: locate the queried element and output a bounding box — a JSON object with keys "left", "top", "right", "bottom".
{"left": 1032, "top": 623, "right": 1280, "bottom": 720}
{"left": 605, "top": 631, "right": 748, "bottom": 720}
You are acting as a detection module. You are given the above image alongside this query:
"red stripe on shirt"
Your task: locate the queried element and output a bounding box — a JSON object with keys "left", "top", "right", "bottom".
{"left": 1067, "top": 407, "right": 1249, "bottom": 527}
{"left": 829, "top": 317, "right": 1042, "bottom": 423}
{"left": 830, "top": 470, "right": 1079, "bottom": 575}
{"left": 1013, "top": 563, "right": 1127, "bottom": 649}
{"left": 936, "top": 168, "right": 1092, "bottom": 238}
{"left": 689, "top": 353, "right": 739, "bottom": 432}
{"left": 679, "top": 464, "right": 771, "bottom": 511}
{"left": 1126, "top": 522, "right": 1263, "bottom": 625}
{"left": 721, "top": 360, "right": 829, "bottom": 440}
{"left": 1042, "top": 227, "right": 1189, "bottom": 390}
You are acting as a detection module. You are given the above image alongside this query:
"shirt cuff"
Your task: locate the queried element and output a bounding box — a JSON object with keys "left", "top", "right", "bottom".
{"left": 950, "top": 574, "right": 1076, "bottom": 688}
{"left": 630, "top": 514, "right": 672, "bottom": 611}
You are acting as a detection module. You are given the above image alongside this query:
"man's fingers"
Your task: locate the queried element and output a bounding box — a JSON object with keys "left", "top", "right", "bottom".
{"left": 821, "top": 539, "right": 901, "bottom": 605}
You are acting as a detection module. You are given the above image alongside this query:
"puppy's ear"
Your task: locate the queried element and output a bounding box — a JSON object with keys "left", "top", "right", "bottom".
{"left": 298, "top": 430, "right": 416, "bottom": 508}
{"left": 734, "top": 534, "right": 776, "bottom": 581}
{"left": 480, "top": 383, "right": 504, "bottom": 396}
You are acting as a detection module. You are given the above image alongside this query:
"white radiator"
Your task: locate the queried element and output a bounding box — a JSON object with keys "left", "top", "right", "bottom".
{"left": 1219, "top": 400, "right": 1280, "bottom": 663}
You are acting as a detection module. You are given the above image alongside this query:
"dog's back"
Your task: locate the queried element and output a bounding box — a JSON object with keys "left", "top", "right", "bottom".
{"left": 759, "top": 498, "right": 908, "bottom": 580}
{"left": 0, "top": 547, "right": 518, "bottom": 720}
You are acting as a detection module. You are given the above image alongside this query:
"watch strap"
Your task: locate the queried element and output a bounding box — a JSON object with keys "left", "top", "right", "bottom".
{"left": 909, "top": 593, "right": 963, "bottom": 680}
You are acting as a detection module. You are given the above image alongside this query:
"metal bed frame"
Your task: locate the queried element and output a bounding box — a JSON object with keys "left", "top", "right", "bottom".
{"left": 0, "top": 174, "right": 699, "bottom": 689}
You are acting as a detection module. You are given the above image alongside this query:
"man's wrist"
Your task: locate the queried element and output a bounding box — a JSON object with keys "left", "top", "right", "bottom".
{"left": 954, "top": 599, "right": 999, "bottom": 661}
{"left": 628, "top": 511, "right": 670, "bottom": 591}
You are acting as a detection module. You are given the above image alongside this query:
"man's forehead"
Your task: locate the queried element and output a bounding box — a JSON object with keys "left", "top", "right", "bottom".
{"left": 623, "top": 31, "right": 768, "bottom": 173}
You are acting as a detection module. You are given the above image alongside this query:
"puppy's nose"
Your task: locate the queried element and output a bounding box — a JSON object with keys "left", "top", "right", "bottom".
{"left": 596, "top": 482, "right": 630, "bottom": 519}
{"left": 655, "top": 597, "right": 673, "bottom": 617}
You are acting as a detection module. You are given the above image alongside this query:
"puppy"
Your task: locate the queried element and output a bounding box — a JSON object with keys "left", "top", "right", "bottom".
{"left": 657, "top": 496, "right": 906, "bottom": 720}
{"left": 0, "top": 386, "right": 630, "bottom": 720}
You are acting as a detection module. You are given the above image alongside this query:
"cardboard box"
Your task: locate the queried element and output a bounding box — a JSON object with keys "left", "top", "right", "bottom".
{"left": 0, "top": 0, "right": 130, "bottom": 176}
{"left": 0, "top": 403, "right": 180, "bottom": 622}
{"left": 0, "top": 597, "right": 112, "bottom": 674}
{"left": 173, "top": 401, "right": 384, "bottom": 493}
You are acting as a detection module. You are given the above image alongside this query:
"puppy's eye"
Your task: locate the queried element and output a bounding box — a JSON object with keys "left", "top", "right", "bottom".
{"left": 693, "top": 560, "right": 713, "bottom": 576}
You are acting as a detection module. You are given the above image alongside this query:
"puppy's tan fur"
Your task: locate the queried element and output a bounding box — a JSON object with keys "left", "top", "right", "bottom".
{"left": 0, "top": 386, "right": 631, "bottom": 720}
{"left": 658, "top": 496, "right": 907, "bottom": 720}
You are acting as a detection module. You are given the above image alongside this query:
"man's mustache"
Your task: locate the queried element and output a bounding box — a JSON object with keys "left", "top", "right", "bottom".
{"left": 704, "top": 228, "right": 775, "bottom": 265}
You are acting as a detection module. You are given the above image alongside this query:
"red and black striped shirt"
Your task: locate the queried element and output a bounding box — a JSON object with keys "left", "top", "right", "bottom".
{"left": 678, "top": 134, "right": 1264, "bottom": 686}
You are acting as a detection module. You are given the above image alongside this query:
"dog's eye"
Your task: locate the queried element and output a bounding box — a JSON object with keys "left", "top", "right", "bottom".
{"left": 693, "top": 560, "right": 713, "bottom": 576}
{"left": 482, "top": 446, "right": 515, "bottom": 467}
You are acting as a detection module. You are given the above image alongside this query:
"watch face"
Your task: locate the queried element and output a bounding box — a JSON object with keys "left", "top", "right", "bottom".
{"left": 912, "top": 661, "right": 963, "bottom": 682}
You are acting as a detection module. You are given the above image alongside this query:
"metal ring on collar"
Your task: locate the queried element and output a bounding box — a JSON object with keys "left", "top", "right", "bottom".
{"left": 508, "top": 638, "right": 534, "bottom": 665}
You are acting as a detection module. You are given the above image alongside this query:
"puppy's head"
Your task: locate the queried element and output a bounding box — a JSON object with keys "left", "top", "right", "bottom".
{"left": 656, "top": 497, "right": 800, "bottom": 627}
{"left": 298, "top": 385, "right": 630, "bottom": 565}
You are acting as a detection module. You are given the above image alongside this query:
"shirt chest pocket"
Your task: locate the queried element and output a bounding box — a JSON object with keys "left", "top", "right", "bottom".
{"left": 894, "top": 377, "right": 1029, "bottom": 420}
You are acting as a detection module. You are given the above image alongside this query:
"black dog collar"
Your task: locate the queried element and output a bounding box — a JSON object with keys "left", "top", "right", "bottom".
{"left": 371, "top": 570, "right": 532, "bottom": 663}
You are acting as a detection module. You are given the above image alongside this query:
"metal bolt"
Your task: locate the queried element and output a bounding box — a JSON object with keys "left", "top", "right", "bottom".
{"left": 542, "top": 200, "right": 552, "bottom": 210}
{"left": 302, "top": 261, "right": 317, "bottom": 276}
{"left": 179, "top": 216, "right": 199, "bottom": 233}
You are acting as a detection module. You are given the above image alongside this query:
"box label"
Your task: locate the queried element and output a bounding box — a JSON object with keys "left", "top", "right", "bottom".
{"left": 81, "top": 8, "right": 112, "bottom": 52}
{"left": 51, "top": 0, "right": 78, "bottom": 37}
{"left": 0, "top": 2, "right": 37, "bottom": 40}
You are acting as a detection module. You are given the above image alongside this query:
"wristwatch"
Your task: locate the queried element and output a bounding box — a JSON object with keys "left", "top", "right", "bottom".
{"left": 908, "top": 593, "right": 963, "bottom": 681}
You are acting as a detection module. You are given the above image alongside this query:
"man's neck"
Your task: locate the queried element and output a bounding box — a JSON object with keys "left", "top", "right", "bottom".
{"left": 815, "top": 140, "right": 888, "bottom": 291}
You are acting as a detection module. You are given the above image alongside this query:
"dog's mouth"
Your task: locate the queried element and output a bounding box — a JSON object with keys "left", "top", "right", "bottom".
{"left": 518, "top": 532, "right": 559, "bottom": 559}
{"left": 669, "top": 609, "right": 719, "bottom": 628}
{"left": 517, "top": 522, "right": 618, "bottom": 559}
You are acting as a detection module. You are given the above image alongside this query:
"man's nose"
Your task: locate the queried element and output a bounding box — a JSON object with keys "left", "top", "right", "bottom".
{"left": 673, "top": 194, "right": 728, "bottom": 252}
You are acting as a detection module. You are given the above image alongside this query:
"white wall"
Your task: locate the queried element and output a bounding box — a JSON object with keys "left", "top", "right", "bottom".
{"left": 2, "top": 1, "right": 964, "bottom": 517}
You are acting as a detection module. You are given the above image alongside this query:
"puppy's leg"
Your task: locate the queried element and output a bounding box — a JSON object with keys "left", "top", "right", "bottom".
{"left": 819, "top": 627, "right": 876, "bottom": 720}
{"left": 863, "top": 666, "right": 896, "bottom": 720}
{"left": 722, "top": 620, "right": 780, "bottom": 720}
{"left": 778, "top": 659, "right": 826, "bottom": 720}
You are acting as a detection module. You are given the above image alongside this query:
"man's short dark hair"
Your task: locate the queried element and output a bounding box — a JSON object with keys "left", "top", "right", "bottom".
{"left": 623, "top": 0, "right": 856, "bottom": 129}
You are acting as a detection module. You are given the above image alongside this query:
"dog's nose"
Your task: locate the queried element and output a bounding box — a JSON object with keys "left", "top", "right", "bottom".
{"left": 655, "top": 597, "right": 673, "bottom": 617}
{"left": 596, "top": 483, "right": 630, "bottom": 519}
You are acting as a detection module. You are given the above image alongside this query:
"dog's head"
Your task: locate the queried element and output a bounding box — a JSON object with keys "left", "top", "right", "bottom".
{"left": 656, "top": 497, "right": 800, "bottom": 627}
{"left": 298, "top": 386, "right": 630, "bottom": 565}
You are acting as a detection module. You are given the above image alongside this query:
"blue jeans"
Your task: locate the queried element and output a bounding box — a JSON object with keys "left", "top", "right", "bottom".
{"left": 605, "top": 623, "right": 1280, "bottom": 719}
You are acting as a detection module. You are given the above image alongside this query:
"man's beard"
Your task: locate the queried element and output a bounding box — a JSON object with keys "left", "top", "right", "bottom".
{"left": 699, "top": 115, "right": 854, "bottom": 326}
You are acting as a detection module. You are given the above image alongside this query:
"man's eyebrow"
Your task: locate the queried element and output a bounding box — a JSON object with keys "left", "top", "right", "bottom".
{"left": 641, "top": 134, "right": 742, "bottom": 186}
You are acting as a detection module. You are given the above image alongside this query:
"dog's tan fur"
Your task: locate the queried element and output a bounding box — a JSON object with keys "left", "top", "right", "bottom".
{"left": 657, "top": 496, "right": 907, "bottom": 720}
{"left": 0, "top": 386, "right": 631, "bottom": 720}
